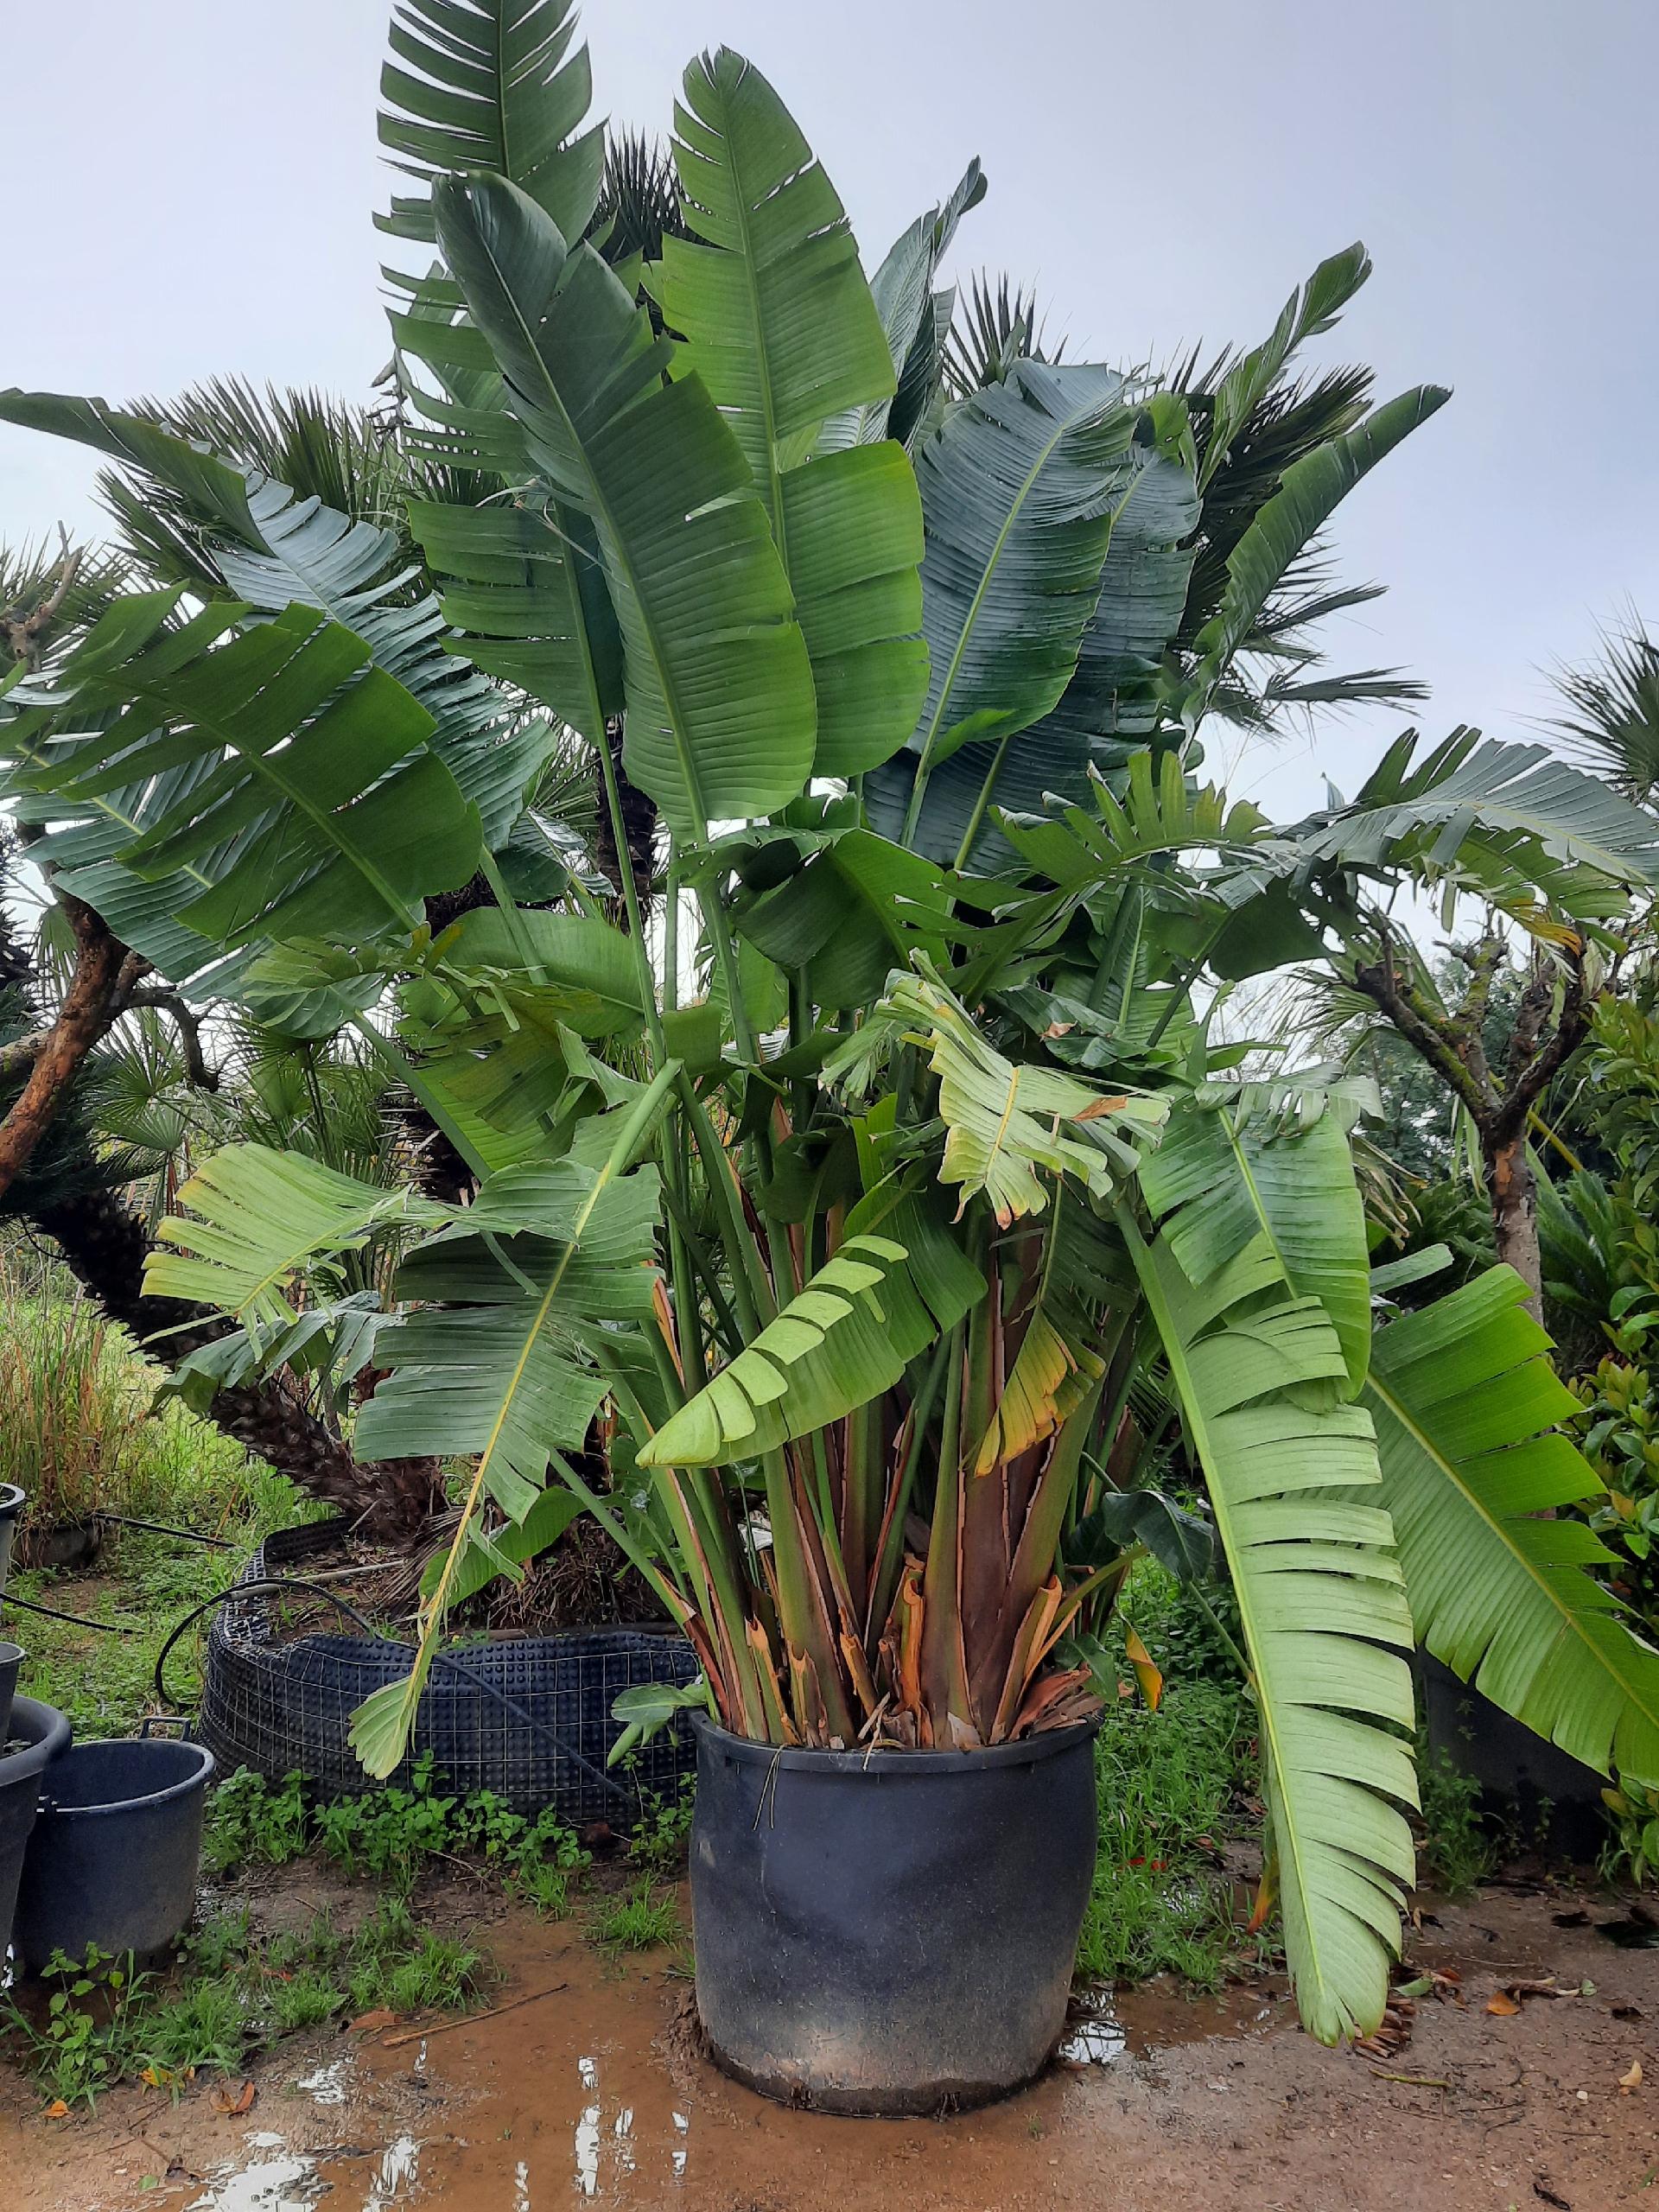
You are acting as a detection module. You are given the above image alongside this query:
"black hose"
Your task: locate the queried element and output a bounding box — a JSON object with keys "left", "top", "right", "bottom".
{"left": 2, "top": 1590, "right": 134, "bottom": 1633}
{"left": 95, "top": 1513, "right": 238, "bottom": 1551}
{"left": 151, "top": 1575, "right": 638, "bottom": 1813}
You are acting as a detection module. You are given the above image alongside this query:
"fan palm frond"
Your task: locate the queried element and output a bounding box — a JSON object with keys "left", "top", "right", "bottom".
{"left": 1548, "top": 609, "right": 1659, "bottom": 806}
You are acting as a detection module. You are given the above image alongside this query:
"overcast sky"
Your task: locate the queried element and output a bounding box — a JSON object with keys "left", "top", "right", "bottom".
{"left": 3, "top": 0, "right": 1654, "bottom": 823}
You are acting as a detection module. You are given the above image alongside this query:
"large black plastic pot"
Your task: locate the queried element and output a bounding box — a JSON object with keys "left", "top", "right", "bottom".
{"left": 1421, "top": 1654, "right": 1606, "bottom": 1863}
{"left": 0, "top": 1698, "right": 72, "bottom": 1954}
{"left": 690, "top": 1715, "right": 1099, "bottom": 2115}
{"left": 15, "top": 1735, "right": 215, "bottom": 1971}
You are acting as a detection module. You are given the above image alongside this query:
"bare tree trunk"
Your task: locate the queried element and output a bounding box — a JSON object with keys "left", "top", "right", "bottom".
{"left": 1488, "top": 1132, "right": 1542, "bottom": 1319}
{"left": 0, "top": 897, "right": 133, "bottom": 1204}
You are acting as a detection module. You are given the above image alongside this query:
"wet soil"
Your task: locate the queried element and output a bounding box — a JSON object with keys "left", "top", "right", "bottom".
{"left": 3, "top": 1875, "right": 1655, "bottom": 2212}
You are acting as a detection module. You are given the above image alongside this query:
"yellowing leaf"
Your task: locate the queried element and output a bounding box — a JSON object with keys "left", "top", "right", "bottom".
{"left": 1485, "top": 1990, "right": 1521, "bottom": 2017}
{"left": 1620, "top": 2059, "right": 1643, "bottom": 2094}
{"left": 1125, "top": 1625, "right": 1164, "bottom": 1711}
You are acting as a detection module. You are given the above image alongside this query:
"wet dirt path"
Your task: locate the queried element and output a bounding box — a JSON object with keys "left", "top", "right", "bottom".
{"left": 5, "top": 1885, "right": 1656, "bottom": 2212}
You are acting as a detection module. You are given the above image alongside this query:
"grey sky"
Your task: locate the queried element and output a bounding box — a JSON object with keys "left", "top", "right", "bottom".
{"left": 3, "top": 0, "right": 1654, "bottom": 823}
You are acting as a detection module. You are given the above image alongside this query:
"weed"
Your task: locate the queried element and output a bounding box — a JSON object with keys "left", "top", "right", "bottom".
{"left": 592, "top": 1878, "right": 683, "bottom": 1953}
{"left": 202, "top": 1770, "right": 310, "bottom": 1878}
{"left": 1602, "top": 1778, "right": 1659, "bottom": 1887}
{"left": 510, "top": 1862, "right": 573, "bottom": 1918}
{"left": 1, "top": 1897, "right": 492, "bottom": 2109}
{"left": 1076, "top": 1675, "right": 1253, "bottom": 1990}
{"left": 138, "top": 1977, "right": 247, "bottom": 2078}
{"left": 265, "top": 1969, "right": 346, "bottom": 2037}
{"left": 1416, "top": 1740, "right": 1497, "bottom": 1897}
{"left": 627, "top": 1777, "right": 695, "bottom": 1873}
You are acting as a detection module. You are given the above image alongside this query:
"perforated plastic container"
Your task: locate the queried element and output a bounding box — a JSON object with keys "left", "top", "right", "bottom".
{"left": 198, "top": 1520, "right": 699, "bottom": 1821}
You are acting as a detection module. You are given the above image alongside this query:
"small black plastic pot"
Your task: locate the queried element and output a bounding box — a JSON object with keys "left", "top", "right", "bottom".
{"left": 0, "top": 1484, "right": 23, "bottom": 1598}
{"left": 15, "top": 1732, "right": 215, "bottom": 1971}
{"left": 0, "top": 1697, "right": 72, "bottom": 1955}
{"left": 690, "top": 1714, "right": 1099, "bottom": 2115}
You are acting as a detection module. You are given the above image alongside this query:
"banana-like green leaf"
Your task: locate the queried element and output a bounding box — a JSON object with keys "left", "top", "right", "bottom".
{"left": 144, "top": 1143, "right": 442, "bottom": 1327}
{"left": 431, "top": 906, "right": 648, "bottom": 1037}
{"left": 1185, "top": 384, "right": 1450, "bottom": 721}
{"left": 1001, "top": 747, "right": 1273, "bottom": 889}
{"left": 1288, "top": 728, "right": 1659, "bottom": 896}
{"left": 10, "top": 594, "right": 482, "bottom": 949}
{"left": 0, "top": 392, "right": 549, "bottom": 849}
{"left": 653, "top": 49, "right": 927, "bottom": 777}
{"left": 353, "top": 1069, "right": 677, "bottom": 1780}
{"left": 837, "top": 967, "right": 1158, "bottom": 1224}
{"left": 1199, "top": 244, "right": 1373, "bottom": 493}
{"left": 1022, "top": 410, "right": 1201, "bottom": 752}
{"left": 357, "top": 1156, "right": 663, "bottom": 1513}
{"left": 1139, "top": 1090, "right": 1373, "bottom": 1396}
{"left": 908, "top": 361, "right": 1139, "bottom": 776}
{"left": 1364, "top": 1266, "right": 1659, "bottom": 1784}
{"left": 432, "top": 173, "right": 817, "bottom": 839}
{"left": 734, "top": 829, "right": 950, "bottom": 1012}
{"left": 819, "top": 158, "right": 988, "bottom": 454}
{"left": 1124, "top": 1222, "right": 1417, "bottom": 2044}
{"left": 378, "top": 0, "right": 603, "bottom": 247}
{"left": 406, "top": 493, "right": 622, "bottom": 749}
{"left": 639, "top": 1232, "right": 944, "bottom": 1470}
{"left": 867, "top": 369, "right": 1192, "bottom": 866}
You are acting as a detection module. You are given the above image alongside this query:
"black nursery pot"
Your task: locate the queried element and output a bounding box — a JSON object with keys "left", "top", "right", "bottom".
{"left": 690, "top": 1713, "right": 1099, "bottom": 2116}
{"left": 0, "top": 1698, "right": 72, "bottom": 1955}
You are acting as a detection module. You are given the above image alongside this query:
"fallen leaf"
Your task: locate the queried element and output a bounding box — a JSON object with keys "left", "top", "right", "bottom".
{"left": 1621, "top": 2060, "right": 1643, "bottom": 2094}
{"left": 43, "top": 2101, "right": 69, "bottom": 2120}
{"left": 349, "top": 2008, "right": 398, "bottom": 2035}
{"left": 1485, "top": 1991, "right": 1522, "bottom": 2016}
{"left": 1392, "top": 1976, "right": 1433, "bottom": 1999}
{"left": 1533, "top": 2184, "right": 1572, "bottom": 2210}
{"left": 139, "top": 2066, "right": 174, "bottom": 2090}
{"left": 211, "top": 2080, "right": 257, "bottom": 2118}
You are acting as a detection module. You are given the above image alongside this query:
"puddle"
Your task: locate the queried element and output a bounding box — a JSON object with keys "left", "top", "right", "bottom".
{"left": 1058, "top": 1989, "right": 1128, "bottom": 2065}
{"left": 365, "top": 2135, "right": 423, "bottom": 2209}
{"left": 187, "top": 2139, "right": 325, "bottom": 2212}
{"left": 293, "top": 2059, "right": 352, "bottom": 2107}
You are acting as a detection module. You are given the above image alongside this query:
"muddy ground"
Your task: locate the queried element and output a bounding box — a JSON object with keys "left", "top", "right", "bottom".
{"left": 3, "top": 1871, "right": 1655, "bottom": 2212}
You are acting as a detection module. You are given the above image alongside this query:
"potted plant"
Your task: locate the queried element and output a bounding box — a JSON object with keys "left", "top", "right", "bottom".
{"left": 5, "top": 0, "right": 1659, "bottom": 2112}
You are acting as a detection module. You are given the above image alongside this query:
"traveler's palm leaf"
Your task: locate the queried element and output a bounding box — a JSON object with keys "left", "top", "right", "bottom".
{"left": 143, "top": 1141, "right": 442, "bottom": 1330}
{"left": 655, "top": 48, "right": 927, "bottom": 776}
{"left": 1140, "top": 1090, "right": 1373, "bottom": 1395}
{"left": 432, "top": 173, "right": 817, "bottom": 838}
{"left": 1365, "top": 1267, "right": 1659, "bottom": 1784}
{"left": 378, "top": 0, "right": 604, "bottom": 247}
{"left": 6, "top": 592, "right": 482, "bottom": 950}
{"left": 640, "top": 1230, "right": 976, "bottom": 1470}
{"left": 1123, "top": 1222, "right": 1416, "bottom": 2044}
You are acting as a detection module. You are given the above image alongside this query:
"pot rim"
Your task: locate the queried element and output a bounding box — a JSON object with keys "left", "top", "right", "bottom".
{"left": 690, "top": 1709, "right": 1099, "bottom": 1777}
{"left": 37, "top": 1737, "right": 215, "bottom": 1818}
{"left": 0, "top": 1484, "right": 24, "bottom": 1524}
{"left": 2, "top": 1696, "right": 72, "bottom": 1784}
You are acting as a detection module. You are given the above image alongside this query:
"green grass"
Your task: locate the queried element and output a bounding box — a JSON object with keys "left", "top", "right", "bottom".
{"left": 591, "top": 1878, "right": 683, "bottom": 1953}
{"left": 1071, "top": 1560, "right": 1258, "bottom": 1992}
{"left": 3, "top": 1901, "right": 491, "bottom": 2111}
{"left": 1077, "top": 1676, "right": 1255, "bottom": 1990}
{"left": 11, "top": 1521, "right": 304, "bottom": 1738}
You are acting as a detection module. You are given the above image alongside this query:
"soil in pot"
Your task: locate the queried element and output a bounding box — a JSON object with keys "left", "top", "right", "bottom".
{"left": 690, "top": 1713, "right": 1100, "bottom": 2116}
